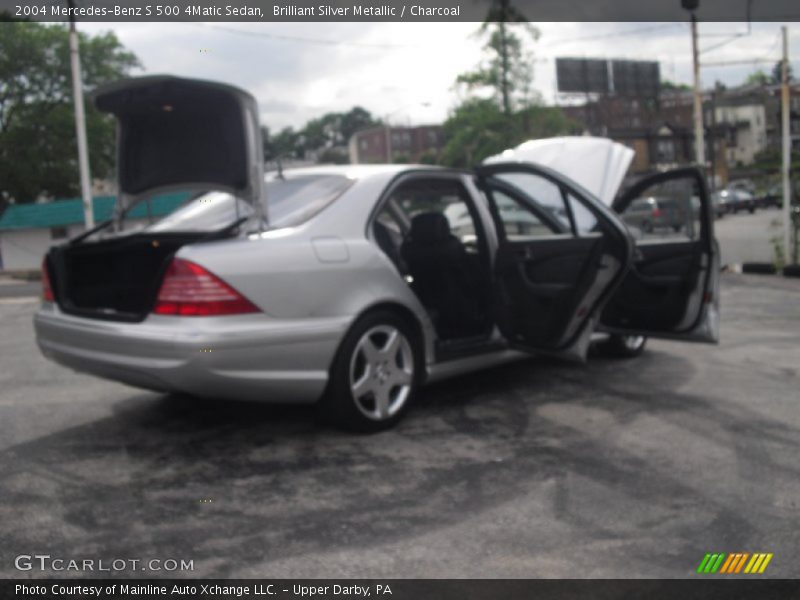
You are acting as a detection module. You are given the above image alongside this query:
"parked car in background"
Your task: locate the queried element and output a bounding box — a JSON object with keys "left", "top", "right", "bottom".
{"left": 756, "top": 184, "right": 781, "bottom": 209}
{"left": 757, "top": 182, "right": 800, "bottom": 209}
{"left": 714, "top": 188, "right": 756, "bottom": 214}
{"left": 619, "top": 196, "right": 689, "bottom": 232}
{"left": 728, "top": 179, "right": 756, "bottom": 196}
{"left": 33, "top": 77, "right": 721, "bottom": 431}
{"left": 710, "top": 190, "right": 728, "bottom": 218}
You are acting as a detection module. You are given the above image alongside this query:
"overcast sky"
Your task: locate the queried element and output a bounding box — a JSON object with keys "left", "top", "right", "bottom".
{"left": 79, "top": 21, "right": 800, "bottom": 131}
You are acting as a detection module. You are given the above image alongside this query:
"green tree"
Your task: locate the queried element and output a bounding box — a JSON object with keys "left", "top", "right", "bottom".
{"left": 455, "top": 0, "right": 539, "bottom": 116}
{"left": 418, "top": 149, "right": 440, "bottom": 165}
{"left": 661, "top": 80, "right": 691, "bottom": 92}
{"left": 317, "top": 147, "right": 349, "bottom": 164}
{"left": 301, "top": 107, "right": 380, "bottom": 155}
{"left": 262, "top": 107, "right": 380, "bottom": 162}
{"left": 0, "top": 22, "right": 139, "bottom": 205}
{"left": 440, "top": 98, "right": 575, "bottom": 168}
{"left": 262, "top": 126, "right": 304, "bottom": 161}
{"left": 772, "top": 60, "right": 794, "bottom": 84}
{"left": 340, "top": 106, "right": 380, "bottom": 141}
{"left": 744, "top": 70, "right": 770, "bottom": 86}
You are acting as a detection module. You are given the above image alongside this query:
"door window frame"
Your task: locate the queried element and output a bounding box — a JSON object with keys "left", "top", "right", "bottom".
{"left": 366, "top": 169, "right": 492, "bottom": 267}
{"left": 474, "top": 161, "right": 634, "bottom": 355}
{"left": 476, "top": 162, "right": 630, "bottom": 259}
{"left": 613, "top": 167, "right": 713, "bottom": 253}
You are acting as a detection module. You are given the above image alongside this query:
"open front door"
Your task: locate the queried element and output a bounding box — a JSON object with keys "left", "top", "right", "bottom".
{"left": 477, "top": 163, "right": 633, "bottom": 361}
{"left": 600, "top": 168, "right": 719, "bottom": 343}
{"left": 93, "top": 75, "right": 265, "bottom": 225}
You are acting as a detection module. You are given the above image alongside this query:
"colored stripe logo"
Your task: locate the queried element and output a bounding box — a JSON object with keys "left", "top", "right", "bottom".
{"left": 697, "top": 553, "right": 773, "bottom": 574}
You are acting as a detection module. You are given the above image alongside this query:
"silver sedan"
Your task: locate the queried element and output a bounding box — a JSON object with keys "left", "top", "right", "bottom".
{"left": 34, "top": 76, "right": 720, "bottom": 431}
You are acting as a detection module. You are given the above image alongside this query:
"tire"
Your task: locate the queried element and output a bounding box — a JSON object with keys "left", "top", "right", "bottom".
{"left": 748, "top": 204, "right": 755, "bottom": 214}
{"left": 320, "top": 310, "right": 420, "bottom": 432}
{"left": 597, "top": 334, "right": 647, "bottom": 359}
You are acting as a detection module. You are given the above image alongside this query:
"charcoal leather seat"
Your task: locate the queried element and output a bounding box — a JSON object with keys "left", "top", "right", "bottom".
{"left": 400, "top": 212, "right": 477, "bottom": 338}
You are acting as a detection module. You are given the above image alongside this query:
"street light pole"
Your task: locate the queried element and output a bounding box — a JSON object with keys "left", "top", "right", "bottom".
{"left": 68, "top": 0, "right": 94, "bottom": 228}
{"left": 690, "top": 11, "right": 706, "bottom": 168}
{"left": 780, "top": 25, "right": 791, "bottom": 264}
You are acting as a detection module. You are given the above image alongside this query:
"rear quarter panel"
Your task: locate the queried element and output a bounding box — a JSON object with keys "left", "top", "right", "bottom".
{"left": 174, "top": 173, "right": 437, "bottom": 364}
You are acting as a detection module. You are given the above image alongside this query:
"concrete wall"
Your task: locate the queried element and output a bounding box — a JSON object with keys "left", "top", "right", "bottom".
{"left": 0, "top": 220, "right": 148, "bottom": 271}
{"left": 0, "top": 226, "right": 80, "bottom": 270}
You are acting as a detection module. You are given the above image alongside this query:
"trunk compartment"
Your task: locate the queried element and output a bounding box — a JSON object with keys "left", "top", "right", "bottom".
{"left": 47, "top": 233, "right": 208, "bottom": 322}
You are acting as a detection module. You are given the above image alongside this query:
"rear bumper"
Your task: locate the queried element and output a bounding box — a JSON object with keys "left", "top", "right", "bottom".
{"left": 33, "top": 303, "right": 350, "bottom": 404}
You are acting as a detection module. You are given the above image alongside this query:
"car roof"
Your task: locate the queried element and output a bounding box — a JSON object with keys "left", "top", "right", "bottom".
{"left": 268, "top": 164, "right": 444, "bottom": 182}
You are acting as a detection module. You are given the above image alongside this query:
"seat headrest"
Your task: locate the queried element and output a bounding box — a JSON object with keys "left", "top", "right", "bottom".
{"left": 409, "top": 212, "right": 451, "bottom": 243}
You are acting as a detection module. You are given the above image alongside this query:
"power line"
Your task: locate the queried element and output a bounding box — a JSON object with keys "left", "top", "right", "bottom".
{"left": 191, "top": 23, "right": 415, "bottom": 49}
{"left": 194, "top": 22, "right": 688, "bottom": 52}
{"left": 702, "top": 31, "right": 785, "bottom": 68}
{"left": 539, "top": 23, "right": 685, "bottom": 48}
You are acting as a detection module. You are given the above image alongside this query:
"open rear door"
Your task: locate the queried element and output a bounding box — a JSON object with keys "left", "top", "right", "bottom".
{"left": 93, "top": 75, "right": 265, "bottom": 225}
{"left": 476, "top": 163, "right": 633, "bottom": 362}
{"left": 600, "top": 168, "right": 719, "bottom": 343}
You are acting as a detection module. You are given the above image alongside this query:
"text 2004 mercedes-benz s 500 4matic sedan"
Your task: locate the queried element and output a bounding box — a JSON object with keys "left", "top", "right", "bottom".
{"left": 34, "top": 76, "right": 720, "bottom": 431}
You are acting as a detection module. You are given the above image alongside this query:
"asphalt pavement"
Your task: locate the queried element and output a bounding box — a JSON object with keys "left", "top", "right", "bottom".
{"left": 1, "top": 272, "right": 798, "bottom": 578}
{"left": 0, "top": 278, "right": 39, "bottom": 299}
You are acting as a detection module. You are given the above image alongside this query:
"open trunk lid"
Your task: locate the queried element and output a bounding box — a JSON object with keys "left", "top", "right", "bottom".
{"left": 94, "top": 75, "right": 265, "bottom": 224}
{"left": 45, "top": 76, "right": 266, "bottom": 322}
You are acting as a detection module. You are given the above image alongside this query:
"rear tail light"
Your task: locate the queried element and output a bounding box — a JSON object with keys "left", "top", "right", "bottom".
{"left": 652, "top": 208, "right": 663, "bottom": 218}
{"left": 41, "top": 258, "right": 54, "bottom": 302}
{"left": 153, "top": 258, "right": 260, "bottom": 316}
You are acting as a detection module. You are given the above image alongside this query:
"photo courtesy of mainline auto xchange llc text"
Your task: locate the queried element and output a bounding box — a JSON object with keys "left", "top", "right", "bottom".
{"left": 13, "top": 584, "right": 390, "bottom": 597}
{"left": 1, "top": 0, "right": 799, "bottom": 598}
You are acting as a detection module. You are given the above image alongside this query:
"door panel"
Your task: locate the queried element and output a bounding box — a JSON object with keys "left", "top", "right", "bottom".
{"left": 601, "top": 168, "right": 719, "bottom": 343}
{"left": 477, "top": 163, "right": 632, "bottom": 360}
{"left": 495, "top": 236, "right": 605, "bottom": 347}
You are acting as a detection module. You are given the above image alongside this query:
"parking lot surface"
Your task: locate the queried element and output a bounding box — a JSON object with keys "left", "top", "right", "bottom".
{"left": 1, "top": 273, "right": 799, "bottom": 578}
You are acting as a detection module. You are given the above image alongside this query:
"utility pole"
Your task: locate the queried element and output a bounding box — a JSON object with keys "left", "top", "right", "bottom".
{"left": 690, "top": 11, "right": 706, "bottom": 168}
{"left": 68, "top": 0, "right": 94, "bottom": 228}
{"left": 780, "top": 25, "right": 791, "bottom": 264}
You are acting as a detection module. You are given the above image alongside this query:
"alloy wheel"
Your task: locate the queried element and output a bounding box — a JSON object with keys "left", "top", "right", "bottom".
{"left": 349, "top": 325, "right": 414, "bottom": 421}
{"left": 621, "top": 335, "right": 646, "bottom": 351}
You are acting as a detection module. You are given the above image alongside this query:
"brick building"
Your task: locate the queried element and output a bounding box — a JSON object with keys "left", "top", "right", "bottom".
{"left": 348, "top": 125, "right": 445, "bottom": 164}
{"left": 561, "top": 91, "right": 695, "bottom": 172}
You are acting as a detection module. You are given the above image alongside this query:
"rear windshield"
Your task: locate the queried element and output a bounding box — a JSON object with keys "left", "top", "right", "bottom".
{"left": 144, "top": 174, "right": 352, "bottom": 232}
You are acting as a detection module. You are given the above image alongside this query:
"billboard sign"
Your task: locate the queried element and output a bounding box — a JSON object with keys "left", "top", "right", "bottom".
{"left": 556, "top": 58, "right": 660, "bottom": 97}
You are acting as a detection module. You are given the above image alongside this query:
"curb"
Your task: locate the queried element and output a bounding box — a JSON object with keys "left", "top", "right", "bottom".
{"left": 783, "top": 265, "right": 800, "bottom": 278}
{"left": 741, "top": 262, "right": 777, "bottom": 275}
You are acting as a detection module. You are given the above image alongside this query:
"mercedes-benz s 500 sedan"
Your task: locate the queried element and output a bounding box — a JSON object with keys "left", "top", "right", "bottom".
{"left": 34, "top": 76, "right": 720, "bottom": 431}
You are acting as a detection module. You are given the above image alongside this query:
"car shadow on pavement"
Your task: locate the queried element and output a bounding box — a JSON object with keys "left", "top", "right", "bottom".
{"left": 1, "top": 350, "right": 799, "bottom": 578}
